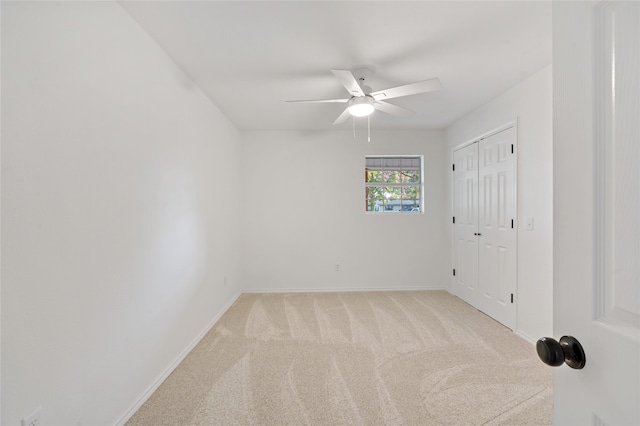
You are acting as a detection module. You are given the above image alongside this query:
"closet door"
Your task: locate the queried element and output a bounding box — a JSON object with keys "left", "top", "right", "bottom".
{"left": 477, "top": 127, "right": 516, "bottom": 329}
{"left": 452, "top": 142, "right": 479, "bottom": 307}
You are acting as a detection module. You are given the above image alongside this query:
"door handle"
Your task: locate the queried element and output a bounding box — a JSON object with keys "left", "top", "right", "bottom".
{"left": 536, "top": 336, "right": 586, "bottom": 369}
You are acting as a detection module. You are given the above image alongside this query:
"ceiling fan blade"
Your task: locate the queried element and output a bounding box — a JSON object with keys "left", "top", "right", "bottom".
{"left": 286, "top": 98, "right": 349, "bottom": 103}
{"left": 373, "top": 101, "right": 415, "bottom": 117}
{"left": 331, "top": 69, "right": 365, "bottom": 97}
{"left": 371, "top": 78, "right": 442, "bottom": 101}
{"left": 333, "top": 107, "right": 352, "bottom": 125}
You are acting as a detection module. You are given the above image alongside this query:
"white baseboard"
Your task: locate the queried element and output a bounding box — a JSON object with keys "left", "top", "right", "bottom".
{"left": 241, "top": 285, "right": 446, "bottom": 293}
{"left": 115, "top": 290, "right": 242, "bottom": 425}
{"left": 515, "top": 329, "right": 537, "bottom": 345}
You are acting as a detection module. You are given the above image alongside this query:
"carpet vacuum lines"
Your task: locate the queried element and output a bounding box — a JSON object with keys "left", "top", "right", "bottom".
{"left": 126, "top": 291, "right": 552, "bottom": 425}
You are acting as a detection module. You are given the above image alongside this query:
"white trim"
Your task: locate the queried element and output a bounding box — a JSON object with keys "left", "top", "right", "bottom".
{"left": 0, "top": 2, "right": 3, "bottom": 418}
{"left": 241, "top": 286, "right": 446, "bottom": 294}
{"left": 513, "top": 119, "right": 520, "bottom": 332}
{"left": 515, "top": 330, "right": 537, "bottom": 345}
{"left": 451, "top": 120, "right": 518, "bottom": 154}
{"left": 115, "top": 290, "right": 243, "bottom": 426}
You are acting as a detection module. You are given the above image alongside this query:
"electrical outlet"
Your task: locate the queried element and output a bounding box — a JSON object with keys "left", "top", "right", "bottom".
{"left": 21, "top": 407, "right": 41, "bottom": 426}
{"left": 335, "top": 263, "right": 341, "bottom": 272}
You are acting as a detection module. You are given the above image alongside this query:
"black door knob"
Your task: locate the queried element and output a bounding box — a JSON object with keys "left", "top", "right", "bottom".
{"left": 536, "top": 335, "right": 586, "bottom": 369}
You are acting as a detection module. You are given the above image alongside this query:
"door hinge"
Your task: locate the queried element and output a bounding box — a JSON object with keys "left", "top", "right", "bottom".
{"left": 511, "top": 144, "right": 514, "bottom": 154}
{"left": 511, "top": 293, "right": 514, "bottom": 303}
{"left": 511, "top": 219, "right": 514, "bottom": 229}
{"left": 452, "top": 164, "right": 455, "bottom": 171}
{"left": 453, "top": 216, "right": 455, "bottom": 224}
{"left": 453, "top": 269, "right": 456, "bottom": 276}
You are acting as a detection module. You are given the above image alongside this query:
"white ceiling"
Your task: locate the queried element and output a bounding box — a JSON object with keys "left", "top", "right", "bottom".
{"left": 119, "top": 1, "right": 551, "bottom": 131}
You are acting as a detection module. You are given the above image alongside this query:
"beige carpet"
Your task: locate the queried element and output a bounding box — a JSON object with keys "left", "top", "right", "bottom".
{"left": 127, "top": 291, "right": 552, "bottom": 425}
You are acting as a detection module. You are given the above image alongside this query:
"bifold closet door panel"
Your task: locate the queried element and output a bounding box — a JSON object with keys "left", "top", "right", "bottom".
{"left": 453, "top": 142, "right": 479, "bottom": 307}
{"left": 478, "top": 127, "right": 517, "bottom": 329}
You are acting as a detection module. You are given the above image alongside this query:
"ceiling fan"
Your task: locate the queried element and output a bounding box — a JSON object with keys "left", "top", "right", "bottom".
{"left": 286, "top": 69, "right": 442, "bottom": 124}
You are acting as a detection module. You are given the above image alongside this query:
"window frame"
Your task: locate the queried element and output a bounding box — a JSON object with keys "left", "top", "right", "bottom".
{"left": 364, "top": 155, "right": 424, "bottom": 214}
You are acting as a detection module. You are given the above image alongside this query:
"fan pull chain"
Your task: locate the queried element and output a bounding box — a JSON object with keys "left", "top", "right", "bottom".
{"left": 353, "top": 116, "right": 356, "bottom": 139}
{"left": 367, "top": 115, "right": 371, "bottom": 142}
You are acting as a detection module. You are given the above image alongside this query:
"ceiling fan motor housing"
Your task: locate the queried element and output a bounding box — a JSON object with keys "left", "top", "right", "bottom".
{"left": 360, "top": 83, "right": 373, "bottom": 94}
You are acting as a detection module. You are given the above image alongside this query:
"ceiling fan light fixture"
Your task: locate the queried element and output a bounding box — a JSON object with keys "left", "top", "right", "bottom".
{"left": 348, "top": 97, "right": 375, "bottom": 117}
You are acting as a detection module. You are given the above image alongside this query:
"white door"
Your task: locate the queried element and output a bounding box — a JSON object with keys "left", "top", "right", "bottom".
{"left": 453, "top": 142, "right": 479, "bottom": 307}
{"left": 552, "top": 1, "right": 639, "bottom": 424}
{"left": 478, "top": 127, "right": 517, "bottom": 329}
{"left": 453, "top": 127, "right": 517, "bottom": 330}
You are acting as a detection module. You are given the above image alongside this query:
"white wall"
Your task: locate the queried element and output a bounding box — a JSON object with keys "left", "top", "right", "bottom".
{"left": 445, "top": 65, "right": 553, "bottom": 341}
{"left": 240, "top": 129, "right": 449, "bottom": 292}
{"left": 1, "top": 2, "right": 241, "bottom": 425}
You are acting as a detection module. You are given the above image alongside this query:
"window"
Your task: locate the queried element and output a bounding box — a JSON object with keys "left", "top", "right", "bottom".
{"left": 365, "top": 156, "right": 423, "bottom": 213}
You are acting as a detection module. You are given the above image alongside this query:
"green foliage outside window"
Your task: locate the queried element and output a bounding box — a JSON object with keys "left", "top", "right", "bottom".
{"left": 365, "top": 157, "right": 422, "bottom": 213}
